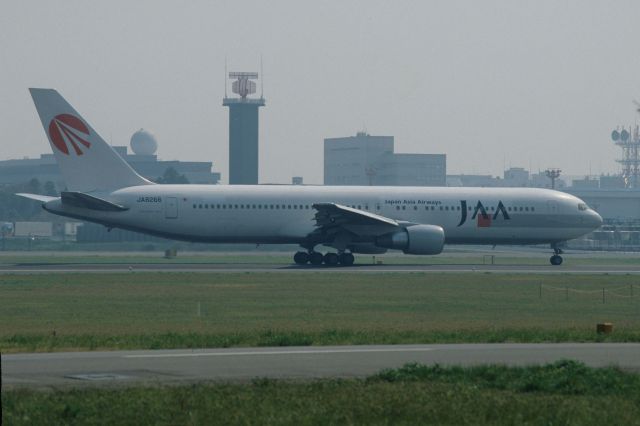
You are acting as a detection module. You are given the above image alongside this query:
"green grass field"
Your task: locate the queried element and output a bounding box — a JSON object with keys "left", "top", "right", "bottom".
{"left": 3, "top": 361, "right": 640, "bottom": 425}
{"left": 1, "top": 272, "right": 639, "bottom": 352}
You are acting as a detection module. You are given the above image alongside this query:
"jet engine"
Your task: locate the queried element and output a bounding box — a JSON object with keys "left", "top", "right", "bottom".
{"left": 375, "top": 224, "right": 445, "bottom": 255}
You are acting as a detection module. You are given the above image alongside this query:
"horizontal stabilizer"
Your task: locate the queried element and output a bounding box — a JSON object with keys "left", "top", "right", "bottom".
{"left": 15, "top": 193, "right": 58, "bottom": 203}
{"left": 61, "top": 191, "right": 128, "bottom": 211}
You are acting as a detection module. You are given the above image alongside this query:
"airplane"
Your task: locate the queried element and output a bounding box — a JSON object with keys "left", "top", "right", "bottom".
{"left": 18, "top": 89, "right": 603, "bottom": 266}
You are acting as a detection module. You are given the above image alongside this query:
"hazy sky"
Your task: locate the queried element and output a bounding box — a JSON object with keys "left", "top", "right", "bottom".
{"left": 2, "top": 1, "right": 640, "bottom": 184}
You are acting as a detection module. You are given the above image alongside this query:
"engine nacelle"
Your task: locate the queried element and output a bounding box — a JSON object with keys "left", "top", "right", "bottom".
{"left": 375, "top": 224, "right": 445, "bottom": 255}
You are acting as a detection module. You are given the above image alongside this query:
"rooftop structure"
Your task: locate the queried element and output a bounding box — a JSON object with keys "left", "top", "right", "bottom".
{"left": 612, "top": 126, "right": 640, "bottom": 188}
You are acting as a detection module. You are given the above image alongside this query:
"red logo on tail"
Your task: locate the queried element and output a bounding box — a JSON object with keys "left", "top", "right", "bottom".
{"left": 48, "top": 114, "right": 91, "bottom": 155}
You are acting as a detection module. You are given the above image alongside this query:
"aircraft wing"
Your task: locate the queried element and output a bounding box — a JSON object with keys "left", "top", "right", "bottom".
{"left": 312, "top": 203, "right": 400, "bottom": 236}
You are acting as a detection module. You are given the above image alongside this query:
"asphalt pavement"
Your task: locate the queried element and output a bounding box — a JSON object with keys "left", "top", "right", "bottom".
{"left": 4, "top": 343, "right": 640, "bottom": 389}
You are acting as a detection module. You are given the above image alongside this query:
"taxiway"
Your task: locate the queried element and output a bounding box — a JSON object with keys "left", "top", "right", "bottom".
{"left": 3, "top": 343, "right": 640, "bottom": 389}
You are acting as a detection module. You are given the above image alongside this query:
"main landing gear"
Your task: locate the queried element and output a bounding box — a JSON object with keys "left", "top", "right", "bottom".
{"left": 550, "top": 246, "right": 564, "bottom": 266}
{"left": 293, "top": 251, "right": 355, "bottom": 267}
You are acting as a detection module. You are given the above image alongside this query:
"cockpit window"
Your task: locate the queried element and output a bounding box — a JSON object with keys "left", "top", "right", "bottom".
{"left": 578, "top": 203, "right": 588, "bottom": 211}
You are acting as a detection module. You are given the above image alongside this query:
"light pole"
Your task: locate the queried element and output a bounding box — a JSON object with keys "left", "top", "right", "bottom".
{"left": 545, "top": 169, "right": 562, "bottom": 189}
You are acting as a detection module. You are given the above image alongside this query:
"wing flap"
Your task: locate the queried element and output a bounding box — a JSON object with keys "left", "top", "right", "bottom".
{"left": 312, "top": 203, "right": 399, "bottom": 228}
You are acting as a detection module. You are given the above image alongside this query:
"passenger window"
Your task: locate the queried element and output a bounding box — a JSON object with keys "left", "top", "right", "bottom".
{"left": 198, "top": 204, "right": 202, "bottom": 209}
{"left": 414, "top": 206, "right": 417, "bottom": 210}
{"left": 193, "top": 204, "right": 196, "bottom": 209}
{"left": 531, "top": 207, "right": 535, "bottom": 212}
{"left": 288, "top": 205, "right": 291, "bottom": 209}
{"left": 525, "top": 207, "right": 529, "bottom": 211}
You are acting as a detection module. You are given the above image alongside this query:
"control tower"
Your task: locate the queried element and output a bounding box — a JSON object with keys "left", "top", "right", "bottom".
{"left": 223, "top": 72, "right": 265, "bottom": 184}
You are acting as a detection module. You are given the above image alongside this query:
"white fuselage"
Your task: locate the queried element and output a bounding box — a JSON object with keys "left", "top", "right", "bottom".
{"left": 43, "top": 185, "right": 602, "bottom": 248}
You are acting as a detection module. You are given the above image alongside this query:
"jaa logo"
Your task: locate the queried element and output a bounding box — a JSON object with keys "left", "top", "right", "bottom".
{"left": 48, "top": 114, "right": 91, "bottom": 155}
{"left": 457, "top": 200, "right": 510, "bottom": 227}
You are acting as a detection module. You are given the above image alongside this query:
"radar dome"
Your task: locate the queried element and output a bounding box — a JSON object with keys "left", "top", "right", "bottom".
{"left": 130, "top": 129, "right": 158, "bottom": 155}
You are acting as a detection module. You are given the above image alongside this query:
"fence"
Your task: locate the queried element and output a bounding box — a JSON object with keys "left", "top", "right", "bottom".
{"left": 539, "top": 284, "right": 635, "bottom": 303}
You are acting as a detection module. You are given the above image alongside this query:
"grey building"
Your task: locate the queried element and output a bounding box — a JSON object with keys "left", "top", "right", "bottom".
{"left": 503, "top": 167, "right": 529, "bottom": 187}
{"left": 446, "top": 174, "right": 501, "bottom": 187}
{"left": 566, "top": 188, "right": 640, "bottom": 224}
{"left": 324, "top": 132, "right": 446, "bottom": 186}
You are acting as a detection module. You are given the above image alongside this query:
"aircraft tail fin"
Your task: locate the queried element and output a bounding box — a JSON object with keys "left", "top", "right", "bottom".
{"left": 29, "top": 88, "right": 153, "bottom": 192}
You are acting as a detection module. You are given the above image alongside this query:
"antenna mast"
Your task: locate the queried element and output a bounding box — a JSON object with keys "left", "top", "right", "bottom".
{"left": 260, "top": 55, "right": 264, "bottom": 99}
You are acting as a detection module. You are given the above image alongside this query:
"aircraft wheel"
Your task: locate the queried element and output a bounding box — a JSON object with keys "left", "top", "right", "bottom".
{"left": 550, "top": 255, "right": 563, "bottom": 266}
{"left": 338, "top": 253, "right": 355, "bottom": 266}
{"left": 323, "top": 252, "right": 339, "bottom": 266}
{"left": 293, "top": 251, "right": 309, "bottom": 265}
{"left": 309, "top": 252, "right": 324, "bottom": 266}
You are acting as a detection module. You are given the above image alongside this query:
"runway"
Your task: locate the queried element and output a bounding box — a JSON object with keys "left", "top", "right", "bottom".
{"left": 3, "top": 343, "right": 640, "bottom": 389}
{"left": 1, "top": 262, "right": 640, "bottom": 274}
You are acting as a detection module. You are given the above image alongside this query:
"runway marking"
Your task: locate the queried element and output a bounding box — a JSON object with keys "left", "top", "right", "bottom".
{"left": 124, "top": 347, "right": 435, "bottom": 359}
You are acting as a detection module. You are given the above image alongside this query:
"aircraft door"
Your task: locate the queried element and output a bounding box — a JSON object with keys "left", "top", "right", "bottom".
{"left": 165, "top": 197, "right": 178, "bottom": 219}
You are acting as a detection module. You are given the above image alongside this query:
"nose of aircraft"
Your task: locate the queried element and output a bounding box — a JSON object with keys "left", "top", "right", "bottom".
{"left": 587, "top": 210, "right": 603, "bottom": 230}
